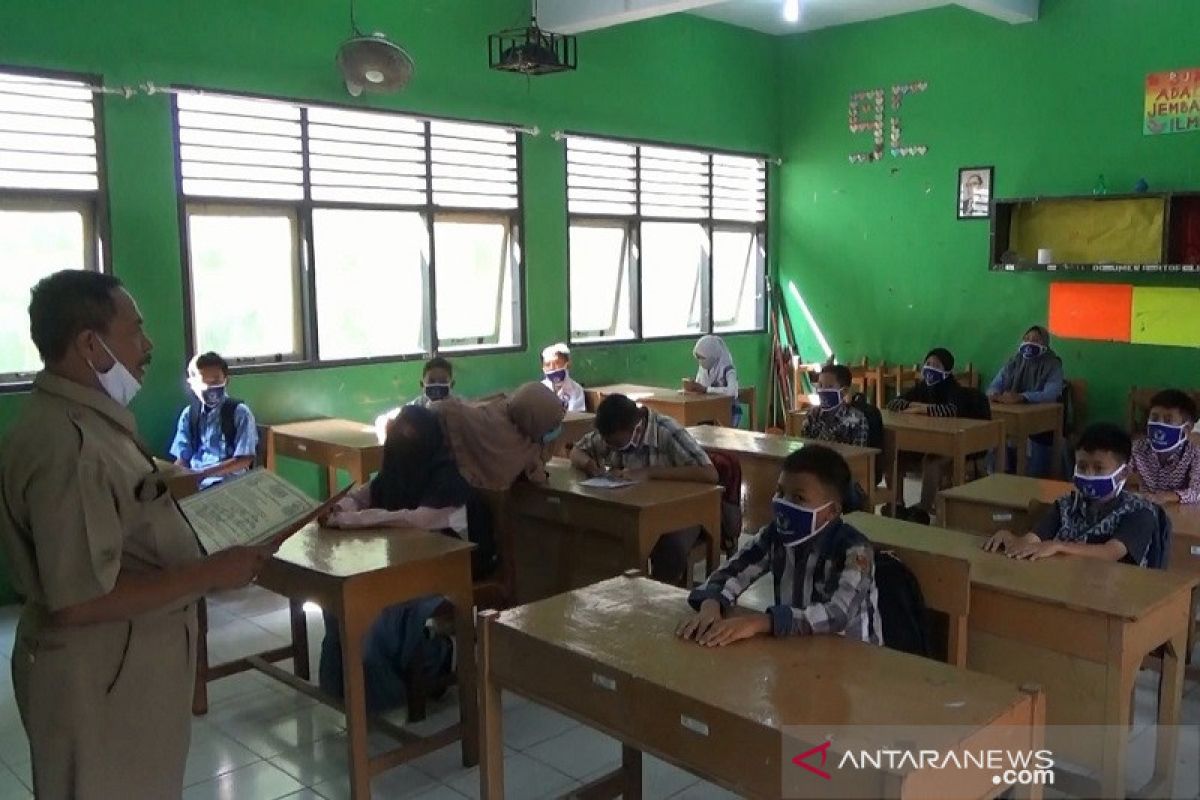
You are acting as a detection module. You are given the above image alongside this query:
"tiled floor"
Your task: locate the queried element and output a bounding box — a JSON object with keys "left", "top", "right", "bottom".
{"left": 0, "top": 562, "right": 1196, "bottom": 799}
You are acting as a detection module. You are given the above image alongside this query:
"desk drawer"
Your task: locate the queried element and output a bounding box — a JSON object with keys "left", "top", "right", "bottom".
{"left": 1169, "top": 535, "right": 1200, "bottom": 578}
{"left": 273, "top": 435, "right": 335, "bottom": 464}
{"left": 492, "top": 633, "right": 634, "bottom": 737}
{"left": 624, "top": 678, "right": 774, "bottom": 798}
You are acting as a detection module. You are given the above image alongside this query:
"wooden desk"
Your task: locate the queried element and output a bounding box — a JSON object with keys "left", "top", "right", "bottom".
{"left": 881, "top": 410, "right": 1006, "bottom": 497}
{"left": 209, "top": 525, "right": 479, "bottom": 800}
{"left": 556, "top": 410, "right": 594, "bottom": 455}
{"left": 586, "top": 383, "right": 732, "bottom": 427}
{"left": 848, "top": 511, "right": 1197, "bottom": 798}
{"left": 507, "top": 459, "right": 721, "bottom": 601}
{"left": 268, "top": 418, "right": 383, "bottom": 496}
{"left": 686, "top": 426, "right": 879, "bottom": 532}
{"left": 938, "top": 474, "right": 1072, "bottom": 537}
{"left": 989, "top": 403, "right": 1064, "bottom": 477}
{"left": 479, "top": 575, "right": 1045, "bottom": 800}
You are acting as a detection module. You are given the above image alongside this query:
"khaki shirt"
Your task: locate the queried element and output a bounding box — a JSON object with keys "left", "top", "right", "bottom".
{"left": 0, "top": 372, "right": 201, "bottom": 620}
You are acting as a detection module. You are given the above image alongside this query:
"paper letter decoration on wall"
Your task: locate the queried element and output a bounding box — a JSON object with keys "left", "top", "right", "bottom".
{"left": 890, "top": 81, "right": 929, "bottom": 157}
{"left": 849, "top": 89, "right": 884, "bottom": 164}
{"left": 1145, "top": 68, "right": 1200, "bottom": 135}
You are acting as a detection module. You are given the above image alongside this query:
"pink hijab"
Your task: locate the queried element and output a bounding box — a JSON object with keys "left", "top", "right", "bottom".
{"left": 435, "top": 382, "right": 565, "bottom": 491}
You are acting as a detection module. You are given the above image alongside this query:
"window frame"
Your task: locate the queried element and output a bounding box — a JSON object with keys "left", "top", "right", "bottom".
{"left": 171, "top": 88, "right": 527, "bottom": 374}
{"left": 565, "top": 132, "right": 768, "bottom": 347}
{"left": 0, "top": 64, "right": 111, "bottom": 391}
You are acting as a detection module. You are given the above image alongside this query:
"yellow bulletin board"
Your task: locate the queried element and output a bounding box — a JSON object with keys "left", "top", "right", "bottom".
{"left": 1010, "top": 197, "right": 1165, "bottom": 264}
{"left": 1131, "top": 286, "right": 1200, "bottom": 347}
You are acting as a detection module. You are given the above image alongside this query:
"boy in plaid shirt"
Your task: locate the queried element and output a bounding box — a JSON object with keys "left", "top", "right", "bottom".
{"left": 1131, "top": 389, "right": 1200, "bottom": 505}
{"left": 677, "top": 445, "right": 883, "bottom": 646}
{"left": 801, "top": 363, "right": 869, "bottom": 447}
{"left": 572, "top": 394, "right": 718, "bottom": 584}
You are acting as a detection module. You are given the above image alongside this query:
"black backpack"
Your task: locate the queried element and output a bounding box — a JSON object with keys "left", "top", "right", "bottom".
{"left": 851, "top": 392, "right": 886, "bottom": 483}
{"left": 873, "top": 550, "right": 931, "bottom": 658}
{"left": 187, "top": 397, "right": 246, "bottom": 461}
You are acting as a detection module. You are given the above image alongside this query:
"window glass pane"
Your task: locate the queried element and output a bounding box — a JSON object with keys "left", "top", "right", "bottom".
{"left": 569, "top": 222, "right": 634, "bottom": 342}
{"left": 713, "top": 228, "right": 763, "bottom": 333}
{"left": 313, "top": 208, "right": 428, "bottom": 360}
{"left": 0, "top": 207, "right": 87, "bottom": 377}
{"left": 187, "top": 208, "right": 301, "bottom": 360}
{"left": 433, "top": 217, "right": 519, "bottom": 347}
{"left": 640, "top": 221, "right": 705, "bottom": 338}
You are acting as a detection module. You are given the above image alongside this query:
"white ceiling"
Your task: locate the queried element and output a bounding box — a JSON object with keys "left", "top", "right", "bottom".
{"left": 694, "top": 0, "right": 952, "bottom": 36}
{"left": 538, "top": 0, "right": 1039, "bottom": 36}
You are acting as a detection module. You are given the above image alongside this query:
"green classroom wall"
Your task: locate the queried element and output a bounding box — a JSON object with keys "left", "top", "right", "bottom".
{"left": 0, "top": 0, "right": 777, "bottom": 600}
{"left": 775, "top": 0, "right": 1200, "bottom": 428}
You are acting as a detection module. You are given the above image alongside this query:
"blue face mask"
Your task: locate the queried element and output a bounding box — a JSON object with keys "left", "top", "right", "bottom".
{"left": 200, "top": 384, "right": 226, "bottom": 408}
{"left": 1018, "top": 342, "right": 1045, "bottom": 360}
{"left": 423, "top": 382, "right": 451, "bottom": 402}
{"left": 544, "top": 368, "right": 568, "bottom": 384}
{"left": 922, "top": 366, "right": 948, "bottom": 386}
{"left": 772, "top": 497, "right": 834, "bottom": 547}
{"left": 1073, "top": 465, "right": 1126, "bottom": 501}
{"left": 541, "top": 424, "right": 563, "bottom": 445}
{"left": 1148, "top": 421, "right": 1188, "bottom": 453}
{"left": 817, "top": 389, "right": 843, "bottom": 410}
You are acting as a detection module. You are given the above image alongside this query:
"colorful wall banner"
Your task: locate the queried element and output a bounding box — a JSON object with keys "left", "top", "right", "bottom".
{"left": 1050, "top": 282, "right": 1200, "bottom": 348}
{"left": 1145, "top": 68, "right": 1200, "bottom": 135}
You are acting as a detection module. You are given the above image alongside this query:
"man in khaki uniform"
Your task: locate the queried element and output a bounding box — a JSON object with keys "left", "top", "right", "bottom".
{"left": 0, "top": 270, "right": 273, "bottom": 799}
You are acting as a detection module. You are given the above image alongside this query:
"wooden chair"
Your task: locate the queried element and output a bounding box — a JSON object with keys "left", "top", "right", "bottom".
{"left": 955, "top": 362, "right": 979, "bottom": 390}
{"left": 737, "top": 387, "right": 757, "bottom": 431}
{"left": 877, "top": 545, "right": 972, "bottom": 667}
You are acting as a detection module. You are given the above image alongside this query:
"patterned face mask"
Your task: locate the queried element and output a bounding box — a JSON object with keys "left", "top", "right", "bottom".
{"left": 1073, "top": 465, "right": 1125, "bottom": 501}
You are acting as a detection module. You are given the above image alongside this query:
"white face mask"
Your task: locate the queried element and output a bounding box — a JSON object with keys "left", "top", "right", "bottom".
{"left": 89, "top": 338, "right": 141, "bottom": 407}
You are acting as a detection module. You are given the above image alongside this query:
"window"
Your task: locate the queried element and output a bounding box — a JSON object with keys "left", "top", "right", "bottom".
{"left": 0, "top": 69, "right": 106, "bottom": 383}
{"left": 566, "top": 136, "right": 766, "bottom": 343}
{"left": 175, "top": 92, "right": 522, "bottom": 366}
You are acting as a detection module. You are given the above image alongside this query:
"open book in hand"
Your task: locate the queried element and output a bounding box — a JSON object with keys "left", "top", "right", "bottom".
{"left": 178, "top": 468, "right": 352, "bottom": 554}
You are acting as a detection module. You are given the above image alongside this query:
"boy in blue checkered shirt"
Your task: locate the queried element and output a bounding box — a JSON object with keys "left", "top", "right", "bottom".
{"left": 677, "top": 445, "right": 883, "bottom": 646}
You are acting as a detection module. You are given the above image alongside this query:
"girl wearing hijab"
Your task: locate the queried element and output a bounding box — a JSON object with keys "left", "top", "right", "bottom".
{"left": 886, "top": 348, "right": 969, "bottom": 514}
{"left": 436, "top": 382, "right": 566, "bottom": 492}
{"left": 986, "top": 325, "right": 1065, "bottom": 477}
{"left": 317, "top": 405, "right": 494, "bottom": 713}
{"left": 683, "top": 335, "right": 742, "bottom": 426}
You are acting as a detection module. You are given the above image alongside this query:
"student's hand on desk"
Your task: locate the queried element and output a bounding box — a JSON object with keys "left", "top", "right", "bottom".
{"left": 610, "top": 468, "right": 649, "bottom": 483}
{"left": 696, "top": 614, "right": 771, "bottom": 647}
{"left": 1006, "top": 539, "right": 1064, "bottom": 560}
{"left": 900, "top": 404, "right": 928, "bottom": 415}
{"left": 676, "top": 599, "right": 723, "bottom": 641}
{"left": 681, "top": 379, "right": 705, "bottom": 394}
{"left": 206, "top": 545, "right": 276, "bottom": 591}
{"left": 1145, "top": 491, "right": 1180, "bottom": 505}
{"left": 325, "top": 509, "right": 390, "bottom": 529}
{"left": 997, "top": 392, "right": 1026, "bottom": 405}
{"left": 982, "top": 529, "right": 1017, "bottom": 553}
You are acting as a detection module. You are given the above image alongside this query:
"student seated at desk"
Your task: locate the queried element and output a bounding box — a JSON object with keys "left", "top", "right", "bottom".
{"left": 677, "top": 445, "right": 882, "bottom": 646}
{"left": 541, "top": 342, "right": 585, "bottom": 411}
{"left": 984, "top": 423, "right": 1157, "bottom": 566}
{"left": 168, "top": 351, "right": 257, "bottom": 489}
{"left": 986, "top": 325, "right": 1064, "bottom": 478}
{"left": 683, "top": 334, "right": 742, "bottom": 427}
{"left": 801, "top": 363, "right": 869, "bottom": 447}
{"left": 318, "top": 405, "right": 494, "bottom": 713}
{"left": 571, "top": 393, "right": 718, "bottom": 584}
{"left": 374, "top": 356, "right": 456, "bottom": 442}
{"left": 1131, "top": 389, "right": 1200, "bottom": 506}
{"left": 886, "top": 348, "right": 982, "bottom": 514}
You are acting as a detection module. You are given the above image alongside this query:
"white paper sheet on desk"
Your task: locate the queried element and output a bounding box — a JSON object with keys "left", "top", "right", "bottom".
{"left": 179, "top": 468, "right": 318, "bottom": 553}
{"left": 579, "top": 475, "right": 636, "bottom": 489}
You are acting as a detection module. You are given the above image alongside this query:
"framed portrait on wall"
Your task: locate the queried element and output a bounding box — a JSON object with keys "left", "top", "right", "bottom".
{"left": 957, "top": 166, "right": 993, "bottom": 219}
